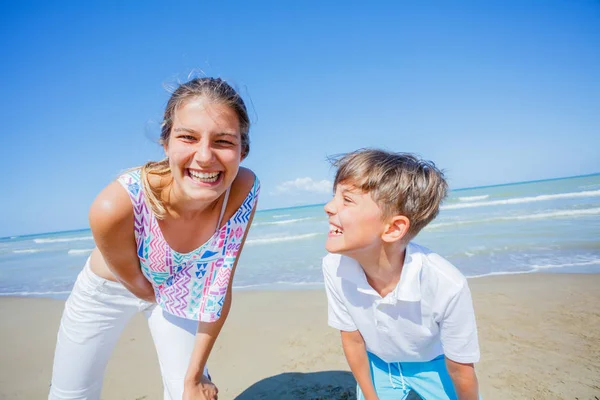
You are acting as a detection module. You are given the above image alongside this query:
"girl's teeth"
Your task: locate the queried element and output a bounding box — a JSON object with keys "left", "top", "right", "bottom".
{"left": 189, "top": 170, "right": 220, "bottom": 182}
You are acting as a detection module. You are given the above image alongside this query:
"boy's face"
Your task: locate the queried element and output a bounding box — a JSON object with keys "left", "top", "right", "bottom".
{"left": 324, "top": 182, "right": 386, "bottom": 257}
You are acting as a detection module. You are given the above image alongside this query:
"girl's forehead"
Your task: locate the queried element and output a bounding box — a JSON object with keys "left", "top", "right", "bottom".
{"left": 173, "top": 101, "right": 240, "bottom": 128}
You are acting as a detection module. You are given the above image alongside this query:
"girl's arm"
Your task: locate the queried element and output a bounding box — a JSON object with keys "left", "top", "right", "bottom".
{"left": 183, "top": 193, "right": 257, "bottom": 399}
{"left": 341, "top": 330, "right": 379, "bottom": 400}
{"left": 89, "top": 180, "right": 155, "bottom": 302}
{"left": 445, "top": 358, "right": 479, "bottom": 400}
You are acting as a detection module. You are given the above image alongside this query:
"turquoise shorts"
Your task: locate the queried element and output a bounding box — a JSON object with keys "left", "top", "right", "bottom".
{"left": 357, "top": 352, "right": 458, "bottom": 400}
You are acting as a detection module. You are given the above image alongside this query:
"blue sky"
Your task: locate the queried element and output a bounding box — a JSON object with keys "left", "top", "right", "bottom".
{"left": 1, "top": 0, "right": 599, "bottom": 237}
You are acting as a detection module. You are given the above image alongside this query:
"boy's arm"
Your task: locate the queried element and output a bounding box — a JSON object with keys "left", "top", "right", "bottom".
{"left": 439, "top": 281, "right": 481, "bottom": 399}
{"left": 445, "top": 358, "right": 479, "bottom": 400}
{"left": 340, "top": 330, "right": 378, "bottom": 400}
{"left": 322, "top": 257, "right": 376, "bottom": 397}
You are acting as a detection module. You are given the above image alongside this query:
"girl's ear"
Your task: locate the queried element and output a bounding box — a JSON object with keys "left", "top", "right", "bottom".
{"left": 381, "top": 215, "right": 410, "bottom": 243}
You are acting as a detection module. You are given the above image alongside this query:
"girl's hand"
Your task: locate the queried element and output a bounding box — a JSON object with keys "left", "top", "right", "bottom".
{"left": 183, "top": 376, "right": 218, "bottom": 400}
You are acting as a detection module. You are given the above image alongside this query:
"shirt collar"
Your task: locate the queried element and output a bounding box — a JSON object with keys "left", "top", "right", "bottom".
{"left": 337, "top": 242, "right": 422, "bottom": 303}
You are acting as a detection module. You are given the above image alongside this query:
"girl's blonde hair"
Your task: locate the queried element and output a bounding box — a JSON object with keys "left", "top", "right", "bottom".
{"left": 140, "top": 77, "right": 250, "bottom": 219}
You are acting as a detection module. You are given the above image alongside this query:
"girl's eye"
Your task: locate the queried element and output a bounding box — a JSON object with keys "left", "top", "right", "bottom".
{"left": 178, "top": 135, "right": 196, "bottom": 141}
{"left": 343, "top": 196, "right": 353, "bottom": 203}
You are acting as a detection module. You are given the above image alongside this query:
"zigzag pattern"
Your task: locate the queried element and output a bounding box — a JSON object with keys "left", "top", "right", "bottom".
{"left": 117, "top": 172, "right": 260, "bottom": 322}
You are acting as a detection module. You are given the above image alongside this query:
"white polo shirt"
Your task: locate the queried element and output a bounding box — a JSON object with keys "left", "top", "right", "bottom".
{"left": 323, "top": 242, "right": 480, "bottom": 364}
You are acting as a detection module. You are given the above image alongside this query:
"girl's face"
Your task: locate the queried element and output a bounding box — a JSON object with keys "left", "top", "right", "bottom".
{"left": 165, "top": 97, "right": 243, "bottom": 206}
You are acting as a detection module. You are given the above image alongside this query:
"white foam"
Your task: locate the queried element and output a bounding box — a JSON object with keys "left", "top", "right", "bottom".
{"left": 68, "top": 249, "right": 94, "bottom": 255}
{"left": 441, "top": 190, "right": 600, "bottom": 210}
{"left": 0, "top": 290, "right": 71, "bottom": 297}
{"left": 501, "top": 208, "right": 600, "bottom": 221}
{"left": 468, "top": 259, "right": 600, "bottom": 279}
{"left": 272, "top": 214, "right": 291, "bottom": 219}
{"left": 245, "top": 233, "right": 323, "bottom": 245}
{"left": 468, "top": 270, "right": 535, "bottom": 279}
{"left": 531, "top": 259, "right": 600, "bottom": 270}
{"left": 253, "top": 217, "right": 317, "bottom": 226}
{"left": 428, "top": 207, "right": 600, "bottom": 230}
{"left": 233, "top": 281, "right": 324, "bottom": 290}
{"left": 13, "top": 249, "right": 41, "bottom": 254}
{"left": 457, "top": 195, "right": 489, "bottom": 202}
{"left": 34, "top": 236, "right": 94, "bottom": 244}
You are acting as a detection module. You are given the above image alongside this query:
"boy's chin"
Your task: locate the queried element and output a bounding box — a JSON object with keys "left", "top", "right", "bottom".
{"left": 325, "top": 242, "right": 346, "bottom": 255}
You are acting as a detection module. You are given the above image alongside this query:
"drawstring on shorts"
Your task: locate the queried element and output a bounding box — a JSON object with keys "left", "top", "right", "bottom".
{"left": 387, "top": 362, "right": 406, "bottom": 391}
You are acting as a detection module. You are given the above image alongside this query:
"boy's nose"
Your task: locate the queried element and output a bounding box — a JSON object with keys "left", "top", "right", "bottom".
{"left": 324, "top": 199, "right": 335, "bottom": 215}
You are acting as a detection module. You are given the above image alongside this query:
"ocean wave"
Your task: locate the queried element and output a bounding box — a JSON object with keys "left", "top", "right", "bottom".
{"left": 253, "top": 217, "right": 318, "bottom": 226}
{"left": 429, "top": 207, "right": 600, "bottom": 230}
{"left": 233, "top": 281, "right": 324, "bottom": 290}
{"left": 272, "top": 214, "right": 291, "bottom": 219}
{"left": 245, "top": 233, "right": 323, "bottom": 245}
{"left": 441, "top": 190, "right": 600, "bottom": 210}
{"left": 0, "top": 290, "right": 71, "bottom": 297}
{"left": 13, "top": 249, "right": 41, "bottom": 254}
{"left": 34, "top": 236, "right": 94, "bottom": 244}
{"left": 467, "top": 270, "right": 535, "bottom": 279}
{"left": 456, "top": 195, "right": 489, "bottom": 202}
{"left": 468, "top": 259, "right": 600, "bottom": 279}
{"left": 531, "top": 259, "right": 600, "bottom": 270}
{"left": 68, "top": 249, "right": 94, "bottom": 255}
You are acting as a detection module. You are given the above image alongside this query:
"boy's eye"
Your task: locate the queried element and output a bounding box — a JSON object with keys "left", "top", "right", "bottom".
{"left": 216, "top": 139, "right": 235, "bottom": 145}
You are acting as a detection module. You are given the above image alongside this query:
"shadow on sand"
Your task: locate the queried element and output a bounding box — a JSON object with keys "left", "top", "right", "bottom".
{"left": 234, "top": 370, "right": 422, "bottom": 400}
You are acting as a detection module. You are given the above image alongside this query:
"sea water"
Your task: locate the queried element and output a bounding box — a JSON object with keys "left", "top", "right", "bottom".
{"left": 1, "top": 174, "right": 599, "bottom": 299}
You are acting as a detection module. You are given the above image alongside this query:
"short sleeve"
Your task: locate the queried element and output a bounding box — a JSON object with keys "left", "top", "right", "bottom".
{"left": 439, "top": 281, "right": 480, "bottom": 363}
{"left": 322, "top": 256, "right": 357, "bottom": 332}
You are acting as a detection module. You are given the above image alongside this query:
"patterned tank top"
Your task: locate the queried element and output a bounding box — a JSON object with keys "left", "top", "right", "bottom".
{"left": 117, "top": 169, "right": 260, "bottom": 322}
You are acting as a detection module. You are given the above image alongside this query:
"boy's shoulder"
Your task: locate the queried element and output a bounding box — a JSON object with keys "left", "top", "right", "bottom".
{"left": 323, "top": 252, "right": 342, "bottom": 269}
{"left": 322, "top": 253, "right": 369, "bottom": 288}
{"left": 322, "top": 252, "right": 356, "bottom": 277}
{"left": 413, "top": 243, "right": 468, "bottom": 293}
{"left": 322, "top": 244, "right": 469, "bottom": 297}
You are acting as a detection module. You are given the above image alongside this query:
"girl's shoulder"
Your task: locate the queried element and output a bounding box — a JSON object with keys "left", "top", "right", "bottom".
{"left": 220, "top": 167, "right": 260, "bottom": 223}
{"left": 89, "top": 178, "right": 136, "bottom": 238}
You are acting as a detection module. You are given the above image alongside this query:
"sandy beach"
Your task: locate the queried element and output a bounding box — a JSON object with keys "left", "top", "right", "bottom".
{"left": 1, "top": 273, "right": 599, "bottom": 400}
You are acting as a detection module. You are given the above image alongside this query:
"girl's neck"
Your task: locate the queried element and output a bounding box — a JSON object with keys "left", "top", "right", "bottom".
{"left": 157, "top": 175, "right": 220, "bottom": 220}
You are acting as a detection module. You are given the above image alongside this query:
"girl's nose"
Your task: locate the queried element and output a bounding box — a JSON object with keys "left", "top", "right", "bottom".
{"left": 194, "top": 141, "right": 214, "bottom": 165}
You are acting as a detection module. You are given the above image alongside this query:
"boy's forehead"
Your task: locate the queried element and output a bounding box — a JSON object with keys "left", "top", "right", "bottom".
{"left": 336, "top": 180, "right": 368, "bottom": 194}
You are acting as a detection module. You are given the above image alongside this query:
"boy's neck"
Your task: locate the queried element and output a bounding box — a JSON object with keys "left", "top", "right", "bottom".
{"left": 354, "top": 242, "right": 408, "bottom": 298}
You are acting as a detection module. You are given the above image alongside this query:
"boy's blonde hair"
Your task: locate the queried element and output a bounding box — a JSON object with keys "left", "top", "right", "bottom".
{"left": 332, "top": 149, "right": 448, "bottom": 240}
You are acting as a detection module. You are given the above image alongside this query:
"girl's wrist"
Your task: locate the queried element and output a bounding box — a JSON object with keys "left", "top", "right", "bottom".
{"left": 184, "top": 368, "right": 205, "bottom": 386}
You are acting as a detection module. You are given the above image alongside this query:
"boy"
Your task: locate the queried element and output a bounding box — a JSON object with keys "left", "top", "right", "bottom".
{"left": 322, "top": 149, "right": 480, "bottom": 400}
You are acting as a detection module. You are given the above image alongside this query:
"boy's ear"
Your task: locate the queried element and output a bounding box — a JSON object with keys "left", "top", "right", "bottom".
{"left": 382, "top": 215, "right": 410, "bottom": 243}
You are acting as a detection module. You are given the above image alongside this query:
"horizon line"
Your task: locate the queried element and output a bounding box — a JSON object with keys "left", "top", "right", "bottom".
{"left": 2, "top": 171, "right": 598, "bottom": 239}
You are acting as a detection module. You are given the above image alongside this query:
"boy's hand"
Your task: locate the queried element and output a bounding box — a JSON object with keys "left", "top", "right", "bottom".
{"left": 445, "top": 357, "right": 479, "bottom": 400}
{"left": 341, "top": 330, "right": 379, "bottom": 400}
{"left": 183, "top": 376, "right": 218, "bottom": 400}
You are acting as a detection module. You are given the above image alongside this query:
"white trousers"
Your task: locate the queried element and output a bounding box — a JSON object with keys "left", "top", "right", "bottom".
{"left": 49, "top": 259, "right": 207, "bottom": 400}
